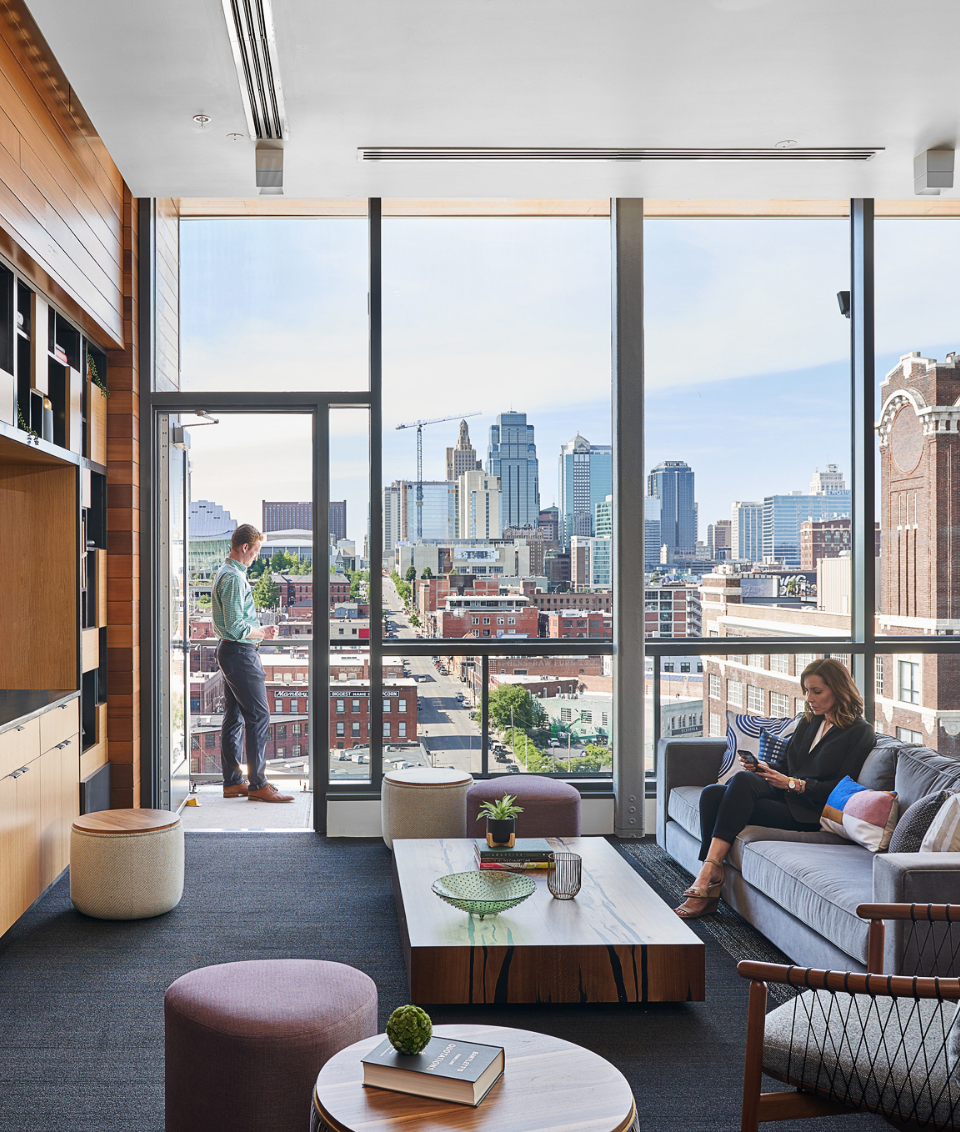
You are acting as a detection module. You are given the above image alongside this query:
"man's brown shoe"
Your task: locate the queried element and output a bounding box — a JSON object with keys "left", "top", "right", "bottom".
{"left": 247, "top": 783, "right": 294, "bottom": 803}
{"left": 223, "top": 783, "right": 249, "bottom": 798}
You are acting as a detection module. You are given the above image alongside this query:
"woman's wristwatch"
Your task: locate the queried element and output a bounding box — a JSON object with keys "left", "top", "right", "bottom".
{"left": 787, "top": 777, "right": 804, "bottom": 793}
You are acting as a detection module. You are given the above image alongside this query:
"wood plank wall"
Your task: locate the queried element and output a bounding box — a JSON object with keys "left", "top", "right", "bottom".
{"left": 105, "top": 189, "right": 139, "bottom": 808}
{"left": 0, "top": 1, "right": 124, "bottom": 347}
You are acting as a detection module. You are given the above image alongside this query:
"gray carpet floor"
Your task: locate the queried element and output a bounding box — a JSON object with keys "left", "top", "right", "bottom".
{"left": 0, "top": 834, "right": 887, "bottom": 1132}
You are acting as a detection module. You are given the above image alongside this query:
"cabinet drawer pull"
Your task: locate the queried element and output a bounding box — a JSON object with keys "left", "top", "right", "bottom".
{"left": 62, "top": 739, "right": 71, "bottom": 748}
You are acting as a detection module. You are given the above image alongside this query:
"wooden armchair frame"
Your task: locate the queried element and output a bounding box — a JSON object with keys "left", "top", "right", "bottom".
{"left": 739, "top": 904, "right": 960, "bottom": 1132}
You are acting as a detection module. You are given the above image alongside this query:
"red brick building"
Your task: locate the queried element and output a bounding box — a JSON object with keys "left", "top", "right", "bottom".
{"left": 799, "top": 518, "right": 880, "bottom": 570}
{"left": 330, "top": 679, "right": 419, "bottom": 748}
{"left": 430, "top": 594, "right": 539, "bottom": 638}
{"left": 539, "top": 610, "right": 613, "bottom": 639}
{"left": 525, "top": 589, "right": 613, "bottom": 614}
{"left": 643, "top": 583, "right": 702, "bottom": 638}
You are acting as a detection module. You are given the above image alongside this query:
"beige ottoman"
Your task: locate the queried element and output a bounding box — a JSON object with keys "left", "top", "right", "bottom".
{"left": 381, "top": 767, "right": 473, "bottom": 849}
{"left": 70, "top": 808, "right": 184, "bottom": 919}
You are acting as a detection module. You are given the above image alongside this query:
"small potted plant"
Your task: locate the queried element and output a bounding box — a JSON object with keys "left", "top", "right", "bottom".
{"left": 477, "top": 794, "right": 523, "bottom": 847}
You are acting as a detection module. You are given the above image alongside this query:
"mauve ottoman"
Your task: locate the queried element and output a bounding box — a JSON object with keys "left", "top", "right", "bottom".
{"left": 164, "top": 959, "right": 377, "bottom": 1132}
{"left": 467, "top": 775, "right": 581, "bottom": 839}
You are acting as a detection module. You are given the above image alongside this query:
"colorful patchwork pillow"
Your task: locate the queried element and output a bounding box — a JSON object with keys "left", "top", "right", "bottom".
{"left": 820, "top": 776, "right": 899, "bottom": 852}
{"left": 718, "top": 711, "right": 802, "bottom": 784}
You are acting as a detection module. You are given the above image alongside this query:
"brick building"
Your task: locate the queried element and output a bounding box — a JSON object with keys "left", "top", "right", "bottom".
{"left": 526, "top": 590, "right": 612, "bottom": 614}
{"left": 429, "top": 594, "right": 539, "bottom": 638}
{"left": 330, "top": 679, "right": 419, "bottom": 748}
{"left": 539, "top": 610, "right": 613, "bottom": 638}
{"left": 644, "top": 583, "right": 702, "bottom": 638}
{"left": 799, "top": 518, "right": 881, "bottom": 570}
{"left": 875, "top": 351, "right": 960, "bottom": 751}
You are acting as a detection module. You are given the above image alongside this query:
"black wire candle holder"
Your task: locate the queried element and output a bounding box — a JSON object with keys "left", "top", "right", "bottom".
{"left": 547, "top": 852, "right": 582, "bottom": 899}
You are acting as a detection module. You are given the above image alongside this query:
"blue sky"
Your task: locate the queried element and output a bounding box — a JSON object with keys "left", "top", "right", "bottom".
{"left": 179, "top": 215, "right": 960, "bottom": 544}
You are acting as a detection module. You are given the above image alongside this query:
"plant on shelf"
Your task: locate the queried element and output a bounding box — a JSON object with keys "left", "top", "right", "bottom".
{"left": 16, "top": 401, "right": 39, "bottom": 444}
{"left": 477, "top": 793, "right": 524, "bottom": 846}
{"left": 87, "top": 353, "right": 108, "bottom": 397}
{"left": 386, "top": 1004, "right": 432, "bottom": 1055}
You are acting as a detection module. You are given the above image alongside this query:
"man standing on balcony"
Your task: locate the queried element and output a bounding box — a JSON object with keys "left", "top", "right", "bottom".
{"left": 212, "top": 523, "right": 293, "bottom": 803}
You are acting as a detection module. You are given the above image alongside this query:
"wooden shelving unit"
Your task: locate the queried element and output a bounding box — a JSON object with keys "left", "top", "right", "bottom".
{"left": 0, "top": 259, "right": 111, "bottom": 938}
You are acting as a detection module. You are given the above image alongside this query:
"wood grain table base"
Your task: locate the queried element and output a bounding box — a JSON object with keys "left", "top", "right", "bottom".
{"left": 392, "top": 837, "right": 705, "bottom": 1005}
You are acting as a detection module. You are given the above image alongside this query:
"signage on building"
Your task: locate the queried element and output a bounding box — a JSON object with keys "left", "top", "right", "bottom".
{"left": 273, "top": 689, "right": 308, "bottom": 698}
{"left": 453, "top": 547, "right": 498, "bottom": 562}
{"left": 330, "top": 688, "right": 401, "bottom": 699}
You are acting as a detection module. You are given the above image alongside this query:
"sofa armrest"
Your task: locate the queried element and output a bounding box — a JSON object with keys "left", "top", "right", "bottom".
{"left": 656, "top": 736, "right": 726, "bottom": 849}
{"left": 873, "top": 853, "right": 960, "bottom": 974}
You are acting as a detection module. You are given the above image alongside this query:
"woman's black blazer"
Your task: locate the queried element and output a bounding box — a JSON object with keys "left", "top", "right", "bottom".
{"left": 781, "top": 714, "right": 876, "bottom": 822}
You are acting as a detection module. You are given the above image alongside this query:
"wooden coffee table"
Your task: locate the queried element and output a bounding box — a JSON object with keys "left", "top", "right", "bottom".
{"left": 311, "top": 1025, "right": 638, "bottom": 1132}
{"left": 392, "top": 836, "right": 704, "bottom": 1004}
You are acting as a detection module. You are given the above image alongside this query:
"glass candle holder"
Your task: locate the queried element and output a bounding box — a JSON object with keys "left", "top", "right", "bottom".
{"left": 548, "top": 852, "right": 582, "bottom": 900}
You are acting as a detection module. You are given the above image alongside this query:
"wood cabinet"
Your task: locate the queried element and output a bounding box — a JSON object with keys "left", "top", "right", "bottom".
{"left": 0, "top": 697, "right": 79, "bottom": 937}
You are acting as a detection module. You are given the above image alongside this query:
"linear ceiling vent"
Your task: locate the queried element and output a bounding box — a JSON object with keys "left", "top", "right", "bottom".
{"left": 358, "top": 147, "right": 882, "bottom": 163}
{"left": 221, "top": 0, "right": 287, "bottom": 140}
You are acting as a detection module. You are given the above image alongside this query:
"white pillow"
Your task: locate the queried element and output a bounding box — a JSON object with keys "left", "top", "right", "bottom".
{"left": 717, "top": 711, "right": 803, "bottom": 784}
{"left": 919, "top": 793, "right": 960, "bottom": 852}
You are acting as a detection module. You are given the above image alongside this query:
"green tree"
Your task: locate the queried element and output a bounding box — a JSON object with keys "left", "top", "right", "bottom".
{"left": 488, "top": 685, "right": 544, "bottom": 731}
{"left": 409, "top": 612, "right": 421, "bottom": 628}
{"left": 247, "top": 557, "right": 266, "bottom": 580}
{"left": 253, "top": 573, "right": 280, "bottom": 610}
{"left": 449, "top": 566, "right": 459, "bottom": 575}
{"left": 405, "top": 565, "right": 417, "bottom": 582}
{"left": 421, "top": 566, "right": 432, "bottom": 579}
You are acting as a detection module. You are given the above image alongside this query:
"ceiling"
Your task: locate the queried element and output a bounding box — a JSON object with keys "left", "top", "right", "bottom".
{"left": 25, "top": 0, "right": 960, "bottom": 201}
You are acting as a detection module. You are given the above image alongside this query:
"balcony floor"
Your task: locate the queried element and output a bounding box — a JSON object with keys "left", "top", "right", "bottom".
{"left": 177, "top": 783, "right": 313, "bottom": 830}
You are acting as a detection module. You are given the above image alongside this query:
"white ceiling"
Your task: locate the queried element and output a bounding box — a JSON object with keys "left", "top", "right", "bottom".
{"left": 25, "top": 0, "right": 960, "bottom": 200}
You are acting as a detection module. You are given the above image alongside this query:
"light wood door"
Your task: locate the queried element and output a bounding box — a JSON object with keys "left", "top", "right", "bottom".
{"left": 60, "top": 738, "right": 79, "bottom": 874}
{"left": 0, "top": 773, "right": 20, "bottom": 935}
{"left": 39, "top": 747, "right": 60, "bottom": 889}
{"left": 16, "top": 757, "right": 41, "bottom": 917}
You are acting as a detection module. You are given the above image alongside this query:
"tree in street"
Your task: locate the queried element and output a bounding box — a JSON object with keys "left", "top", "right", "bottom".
{"left": 488, "top": 685, "right": 545, "bottom": 732}
{"left": 252, "top": 573, "right": 280, "bottom": 610}
{"left": 405, "top": 565, "right": 417, "bottom": 582}
{"left": 421, "top": 566, "right": 432, "bottom": 579}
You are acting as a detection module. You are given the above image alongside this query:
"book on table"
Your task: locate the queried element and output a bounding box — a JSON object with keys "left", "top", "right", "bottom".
{"left": 361, "top": 1035, "right": 505, "bottom": 1106}
{"left": 474, "top": 837, "right": 555, "bottom": 866}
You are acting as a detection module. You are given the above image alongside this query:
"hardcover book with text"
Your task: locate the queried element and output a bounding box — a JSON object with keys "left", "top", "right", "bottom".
{"left": 474, "top": 837, "right": 554, "bottom": 861}
{"left": 361, "top": 1035, "right": 505, "bottom": 1106}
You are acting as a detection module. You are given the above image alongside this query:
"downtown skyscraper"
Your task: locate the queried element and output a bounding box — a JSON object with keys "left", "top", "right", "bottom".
{"left": 558, "top": 433, "right": 612, "bottom": 546}
{"left": 647, "top": 460, "right": 696, "bottom": 557}
{"left": 486, "top": 411, "right": 540, "bottom": 530}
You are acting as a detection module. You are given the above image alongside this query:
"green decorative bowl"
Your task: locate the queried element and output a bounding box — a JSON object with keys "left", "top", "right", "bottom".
{"left": 432, "top": 870, "right": 536, "bottom": 919}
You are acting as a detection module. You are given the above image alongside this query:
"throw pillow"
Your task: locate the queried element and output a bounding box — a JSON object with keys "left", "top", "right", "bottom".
{"left": 920, "top": 793, "right": 960, "bottom": 852}
{"left": 718, "top": 711, "right": 802, "bottom": 784}
{"left": 758, "top": 729, "right": 790, "bottom": 773}
{"left": 820, "top": 776, "right": 899, "bottom": 852}
{"left": 887, "top": 789, "right": 954, "bottom": 854}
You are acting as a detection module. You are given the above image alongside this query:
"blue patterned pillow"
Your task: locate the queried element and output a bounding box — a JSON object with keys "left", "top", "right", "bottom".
{"left": 718, "top": 710, "right": 802, "bottom": 784}
{"left": 758, "top": 729, "right": 790, "bottom": 773}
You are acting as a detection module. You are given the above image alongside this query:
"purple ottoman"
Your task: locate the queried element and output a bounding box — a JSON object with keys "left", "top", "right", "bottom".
{"left": 466, "top": 775, "right": 582, "bottom": 839}
{"left": 164, "top": 959, "right": 377, "bottom": 1132}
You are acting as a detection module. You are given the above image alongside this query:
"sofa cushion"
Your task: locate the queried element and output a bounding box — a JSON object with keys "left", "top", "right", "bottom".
{"left": 740, "top": 841, "right": 875, "bottom": 963}
{"left": 729, "top": 825, "right": 848, "bottom": 873}
{"left": 895, "top": 746, "right": 960, "bottom": 811}
{"left": 668, "top": 786, "right": 703, "bottom": 841}
{"left": 857, "top": 739, "right": 900, "bottom": 792}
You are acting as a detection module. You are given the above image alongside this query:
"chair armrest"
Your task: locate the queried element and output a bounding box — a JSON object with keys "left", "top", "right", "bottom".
{"left": 656, "top": 736, "right": 726, "bottom": 849}
{"left": 873, "top": 853, "right": 960, "bottom": 974}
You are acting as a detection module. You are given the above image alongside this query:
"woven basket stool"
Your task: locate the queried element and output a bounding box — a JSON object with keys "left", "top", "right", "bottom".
{"left": 381, "top": 766, "right": 473, "bottom": 849}
{"left": 467, "top": 775, "right": 582, "bottom": 839}
{"left": 70, "top": 808, "right": 184, "bottom": 920}
{"left": 165, "top": 959, "right": 378, "bottom": 1132}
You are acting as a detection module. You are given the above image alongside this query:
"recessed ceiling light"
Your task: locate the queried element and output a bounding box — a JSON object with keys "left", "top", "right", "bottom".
{"left": 192, "top": 114, "right": 211, "bottom": 128}
{"left": 774, "top": 140, "right": 798, "bottom": 149}
{"left": 226, "top": 132, "right": 245, "bottom": 141}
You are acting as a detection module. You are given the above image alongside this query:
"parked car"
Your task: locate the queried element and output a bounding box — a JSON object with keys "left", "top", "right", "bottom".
{"left": 455, "top": 692, "right": 465, "bottom": 702}
{"left": 548, "top": 738, "right": 561, "bottom": 748}
{"left": 506, "top": 764, "right": 520, "bottom": 773}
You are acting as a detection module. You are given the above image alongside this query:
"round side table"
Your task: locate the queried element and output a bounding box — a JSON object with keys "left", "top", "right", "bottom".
{"left": 381, "top": 767, "right": 473, "bottom": 849}
{"left": 311, "top": 1024, "right": 638, "bottom": 1132}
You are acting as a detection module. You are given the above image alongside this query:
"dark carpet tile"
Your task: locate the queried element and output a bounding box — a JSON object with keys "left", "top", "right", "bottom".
{"left": 0, "top": 832, "right": 888, "bottom": 1131}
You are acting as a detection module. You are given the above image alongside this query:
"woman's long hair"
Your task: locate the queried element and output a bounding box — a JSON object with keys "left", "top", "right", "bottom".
{"left": 800, "top": 658, "right": 863, "bottom": 729}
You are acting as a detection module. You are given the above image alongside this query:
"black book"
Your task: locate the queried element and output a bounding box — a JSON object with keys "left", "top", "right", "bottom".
{"left": 474, "top": 837, "right": 555, "bottom": 861}
{"left": 361, "top": 1035, "right": 505, "bottom": 1106}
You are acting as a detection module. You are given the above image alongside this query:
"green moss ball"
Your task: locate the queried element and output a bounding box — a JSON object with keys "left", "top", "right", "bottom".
{"left": 386, "top": 1004, "right": 433, "bottom": 1055}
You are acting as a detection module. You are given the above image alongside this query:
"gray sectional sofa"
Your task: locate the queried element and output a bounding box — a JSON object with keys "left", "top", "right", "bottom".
{"left": 657, "top": 734, "right": 960, "bottom": 972}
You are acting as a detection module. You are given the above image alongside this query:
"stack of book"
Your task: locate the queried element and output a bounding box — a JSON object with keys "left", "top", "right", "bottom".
{"left": 474, "top": 837, "right": 555, "bottom": 870}
{"left": 362, "top": 1034, "right": 505, "bottom": 1106}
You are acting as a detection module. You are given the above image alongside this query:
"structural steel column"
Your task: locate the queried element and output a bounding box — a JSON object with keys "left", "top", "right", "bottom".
{"left": 850, "top": 200, "right": 876, "bottom": 720}
{"left": 612, "top": 199, "right": 645, "bottom": 837}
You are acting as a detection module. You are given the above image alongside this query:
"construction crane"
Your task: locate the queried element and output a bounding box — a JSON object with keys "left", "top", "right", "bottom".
{"left": 396, "top": 412, "right": 481, "bottom": 539}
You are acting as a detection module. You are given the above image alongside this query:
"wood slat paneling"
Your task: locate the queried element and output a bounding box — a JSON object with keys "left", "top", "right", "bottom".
{"left": 0, "top": 1, "right": 124, "bottom": 348}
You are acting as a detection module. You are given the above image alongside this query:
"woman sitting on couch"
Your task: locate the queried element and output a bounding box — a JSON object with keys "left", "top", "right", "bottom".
{"left": 675, "top": 657, "right": 875, "bottom": 920}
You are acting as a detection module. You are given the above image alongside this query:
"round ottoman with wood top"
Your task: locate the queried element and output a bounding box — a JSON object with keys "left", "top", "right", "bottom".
{"left": 70, "top": 808, "right": 184, "bottom": 920}
{"left": 467, "top": 775, "right": 581, "bottom": 839}
{"left": 381, "top": 766, "right": 473, "bottom": 849}
{"left": 165, "top": 959, "right": 378, "bottom": 1132}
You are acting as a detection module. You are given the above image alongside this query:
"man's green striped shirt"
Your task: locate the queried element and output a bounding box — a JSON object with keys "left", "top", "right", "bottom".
{"left": 211, "top": 557, "right": 259, "bottom": 644}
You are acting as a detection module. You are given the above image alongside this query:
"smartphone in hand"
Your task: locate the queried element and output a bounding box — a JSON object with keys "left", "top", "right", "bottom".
{"left": 738, "top": 749, "right": 759, "bottom": 769}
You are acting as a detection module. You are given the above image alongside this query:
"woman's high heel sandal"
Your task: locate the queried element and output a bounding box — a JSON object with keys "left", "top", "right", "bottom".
{"left": 674, "top": 858, "right": 724, "bottom": 918}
